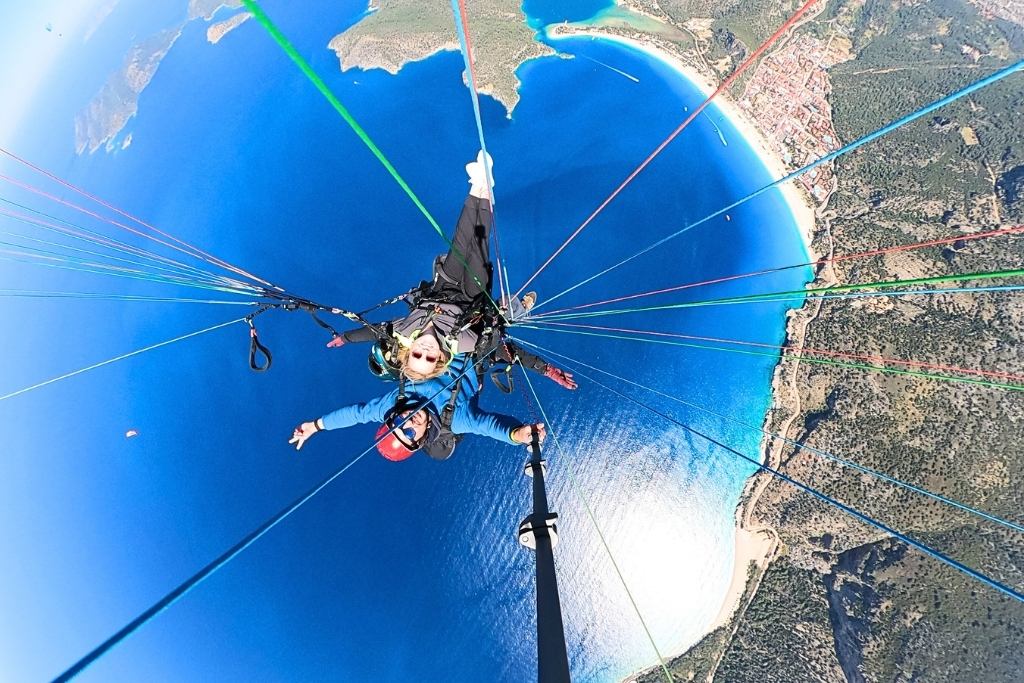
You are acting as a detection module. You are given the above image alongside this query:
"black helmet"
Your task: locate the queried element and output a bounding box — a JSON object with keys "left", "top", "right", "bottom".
{"left": 368, "top": 342, "right": 401, "bottom": 381}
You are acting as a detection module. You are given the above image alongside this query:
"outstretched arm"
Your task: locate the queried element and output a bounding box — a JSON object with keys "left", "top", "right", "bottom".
{"left": 288, "top": 390, "right": 398, "bottom": 450}
{"left": 451, "top": 396, "right": 546, "bottom": 445}
{"left": 326, "top": 324, "right": 387, "bottom": 348}
{"left": 499, "top": 342, "right": 577, "bottom": 390}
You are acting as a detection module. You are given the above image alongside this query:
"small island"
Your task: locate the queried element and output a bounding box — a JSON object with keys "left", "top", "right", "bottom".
{"left": 207, "top": 11, "right": 251, "bottom": 45}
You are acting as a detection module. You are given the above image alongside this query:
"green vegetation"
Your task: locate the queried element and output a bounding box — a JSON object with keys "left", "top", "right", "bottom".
{"left": 326, "top": 0, "right": 553, "bottom": 112}
{"left": 624, "top": 0, "right": 1024, "bottom": 681}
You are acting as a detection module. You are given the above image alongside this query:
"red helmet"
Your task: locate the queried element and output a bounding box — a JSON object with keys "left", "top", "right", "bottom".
{"left": 375, "top": 422, "right": 417, "bottom": 462}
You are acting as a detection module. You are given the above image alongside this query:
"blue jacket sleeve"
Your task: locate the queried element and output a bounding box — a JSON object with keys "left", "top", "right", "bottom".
{"left": 450, "top": 396, "right": 522, "bottom": 445}
{"left": 320, "top": 389, "right": 399, "bottom": 431}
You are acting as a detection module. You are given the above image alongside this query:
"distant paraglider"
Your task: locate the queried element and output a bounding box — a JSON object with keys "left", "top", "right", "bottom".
{"left": 125, "top": 429, "right": 138, "bottom": 439}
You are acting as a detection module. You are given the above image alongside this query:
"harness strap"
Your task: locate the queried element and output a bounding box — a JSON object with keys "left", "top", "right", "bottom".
{"left": 490, "top": 367, "right": 514, "bottom": 393}
{"left": 441, "top": 372, "right": 465, "bottom": 429}
{"left": 307, "top": 309, "right": 340, "bottom": 338}
{"left": 247, "top": 318, "right": 272, "bottom": 372}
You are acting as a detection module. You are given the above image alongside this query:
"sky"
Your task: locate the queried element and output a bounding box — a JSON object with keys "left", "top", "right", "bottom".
{"left": 0, "top": 1, "right": 114, "bottom": 147}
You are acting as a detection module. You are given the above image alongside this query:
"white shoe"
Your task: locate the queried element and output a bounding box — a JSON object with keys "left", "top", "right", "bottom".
{"left": 466, "top": 150, "right": 494, "bottom": 203}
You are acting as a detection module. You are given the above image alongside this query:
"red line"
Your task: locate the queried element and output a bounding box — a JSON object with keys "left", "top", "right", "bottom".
{"left": 0, "top": 206, "right": 255, "bottom": 289}
{"left": 514, "top": 0, "right": 821, "bottom": 298}
{"left": 535, "top": 224, "right": 1024, "bottom": 318}
{"left": 457, "top": 0, "right": 475, "bottom": 67}
{"left": 455, "top": 0, "right": 507, "bottom": 304}
{"left": 535, "top": 320, "right": 1024, "bottom": 383}
{"left": 0, "top": 147, "right": 275, "bottom": 289}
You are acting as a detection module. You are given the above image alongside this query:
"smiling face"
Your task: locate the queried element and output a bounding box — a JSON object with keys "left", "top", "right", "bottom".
{"left": 393, "top": 408, "right": 429, "bottom": 448}
{"left": 405, "top": 333, "right": 442, "bottom": 377}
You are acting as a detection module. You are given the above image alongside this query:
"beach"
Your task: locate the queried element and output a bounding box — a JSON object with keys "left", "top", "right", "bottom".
{"left": 545, "top": 20, "right": 818, "bottom": 659}
{"left": 545, "top": 25, "right": 818, "bottom": 256}
{"left": 709, "top": 526, "right": 778, "bottom": 631}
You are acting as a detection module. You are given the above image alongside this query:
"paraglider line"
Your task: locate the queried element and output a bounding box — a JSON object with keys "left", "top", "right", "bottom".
{"left": 450, "top": 0, "right": 510, "bottom": 309}
{"left": 537, "top": 224, "right": 1024, "bottom": 317}
{"left": 0, "top": 157, "right": 275, "bottom": 290}
{"left": 516, "top": 365, "right": 674, "bottom": 683}
{"left": 0, "top": 225, "right": 258, "bottom": 294}
{"left": 515, "top": 324, "right": 1024, "bottom": 392}
{"left": 514, "top": 0, "right": 821, "bottom": 298}
{"left": 534, "top": 268, "right": 1024, "bottom": 322}
{"left": 0, "top": 246, "right": 261, "bottom": 298}
{"left": 513, "top": 336, "right": 1024, "bottom": 535}
{"left": 527, "top": 321, "right": 1024, "bottom": 383}
{"left": 0, "top": 197, "right": 261, "bottom": 291}
{"left": 0, "top": 290, "right": 261, "bottom": 305}
{"left": 557, "top": 361, "right": 1024, "bottom": 603}
{"left": 532, "top": 59, "right": 1024, "bottom": 311}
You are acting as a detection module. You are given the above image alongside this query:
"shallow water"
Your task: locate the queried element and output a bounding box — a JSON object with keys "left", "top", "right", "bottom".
{"left": 0, "top": 2, "right": 808, "bottom": 680}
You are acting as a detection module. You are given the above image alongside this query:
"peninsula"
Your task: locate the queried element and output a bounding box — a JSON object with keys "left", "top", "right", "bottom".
{"left": 75, "top": 25, "right": 184, "bottom": 154}
{"left": 75, "top": 0, "right": 245, "bottom": 154}
{"left": 572, "top": 1, "right": 1024, "bottom": 681}
{"left": 327, "top": 0, "right": 554, "bottom": 113}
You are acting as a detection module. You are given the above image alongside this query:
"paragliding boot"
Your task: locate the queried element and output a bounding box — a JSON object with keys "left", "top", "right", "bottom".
{"left": 466, "top": 150, "right": 494, "bottom": 204}
{"left": 431, "top": 152, "right": 496, "bottom": 304}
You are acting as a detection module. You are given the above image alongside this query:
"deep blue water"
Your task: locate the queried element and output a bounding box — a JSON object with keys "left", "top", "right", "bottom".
{"left": 523, "top": 0, "right": 614, "bottom": 27}
{"left": 0, "top": 1, "right": 808, "bottom": 681}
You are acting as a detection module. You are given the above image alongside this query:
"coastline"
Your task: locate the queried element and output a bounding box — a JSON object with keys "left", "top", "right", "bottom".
{"left": 707, "top": 525, "right": 776, "bottom": 632}
{"left": 545, "top": 26, "right": 816, "bottom": 255}
{"left": 545, "top": 21, "right": 819, "bottom": 672}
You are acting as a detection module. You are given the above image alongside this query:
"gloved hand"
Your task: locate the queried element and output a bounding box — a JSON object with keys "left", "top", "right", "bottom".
{"left": 466, "top": 150, "right": 495, "bottom": 202}
{"left": 544, "top": 366, "right": 577, "bottom": 390}
{"left": 326, "top": 335, "right": 346, "bottom": 348}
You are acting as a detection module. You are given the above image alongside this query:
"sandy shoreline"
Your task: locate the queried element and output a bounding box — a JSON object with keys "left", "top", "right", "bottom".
{"left": 545, "top": 27, "right": 817, "bottom": 256}
{"left": 546, "top": 21, "right": 816, "bottom": 661}
{"left": 708, "top": 524, "right": 777, "bottom": 631}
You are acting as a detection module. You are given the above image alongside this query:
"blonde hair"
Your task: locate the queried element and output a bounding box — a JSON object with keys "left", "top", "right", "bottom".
{"left": 396, "top": 344, "right": 451, "bottom": 381}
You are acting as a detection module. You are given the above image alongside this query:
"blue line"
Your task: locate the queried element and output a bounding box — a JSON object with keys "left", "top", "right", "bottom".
{"left": 513, "top": 336, "right": 1024, "bottom": 535}
{"left": 449, "top": 0, "right": 508, "bottom": 306}
{"left": 534, "top": 285, "right": 1024, "bottom": 321}
{"left": 536, "top": 59, "right": 1024, "bottom": 310}
{"left": 51, "top": 357, "right": 489, "bottom": 681}
{"left": 534, "top": 348, "right": 1024, "bottom": 603}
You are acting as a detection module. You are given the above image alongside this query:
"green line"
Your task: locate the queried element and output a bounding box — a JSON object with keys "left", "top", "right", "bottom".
{"left": 242, "top": 0, "right": 503, "bottom": 317}
{"left": 518, "top": 324, "right": 1024, "bottom": 392}
{"left": 242, "top": 0, "right": 443, "bottom": 237}
{"left": 516, "top": 366, "right": 674, "bottom": 683}
{"left": 536, "top": 269, "right": 1024, "bottom": 321}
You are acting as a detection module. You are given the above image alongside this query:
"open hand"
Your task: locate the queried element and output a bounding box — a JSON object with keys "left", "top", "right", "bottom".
{"left": 289, "top": 421, "right": 319, "bottom": 450}
{"left": 326, "top": 335, "right": 346, "bottom": 348}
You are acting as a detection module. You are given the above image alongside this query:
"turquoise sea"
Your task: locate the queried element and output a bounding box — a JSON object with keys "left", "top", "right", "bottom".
{"left": 0, "top": 1, "right": 808, "bottom": 681}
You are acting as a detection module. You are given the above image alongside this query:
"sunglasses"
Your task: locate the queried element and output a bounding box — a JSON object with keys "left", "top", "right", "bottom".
{"left": 410, "top": 349, "right": 439, "bottom": 363}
